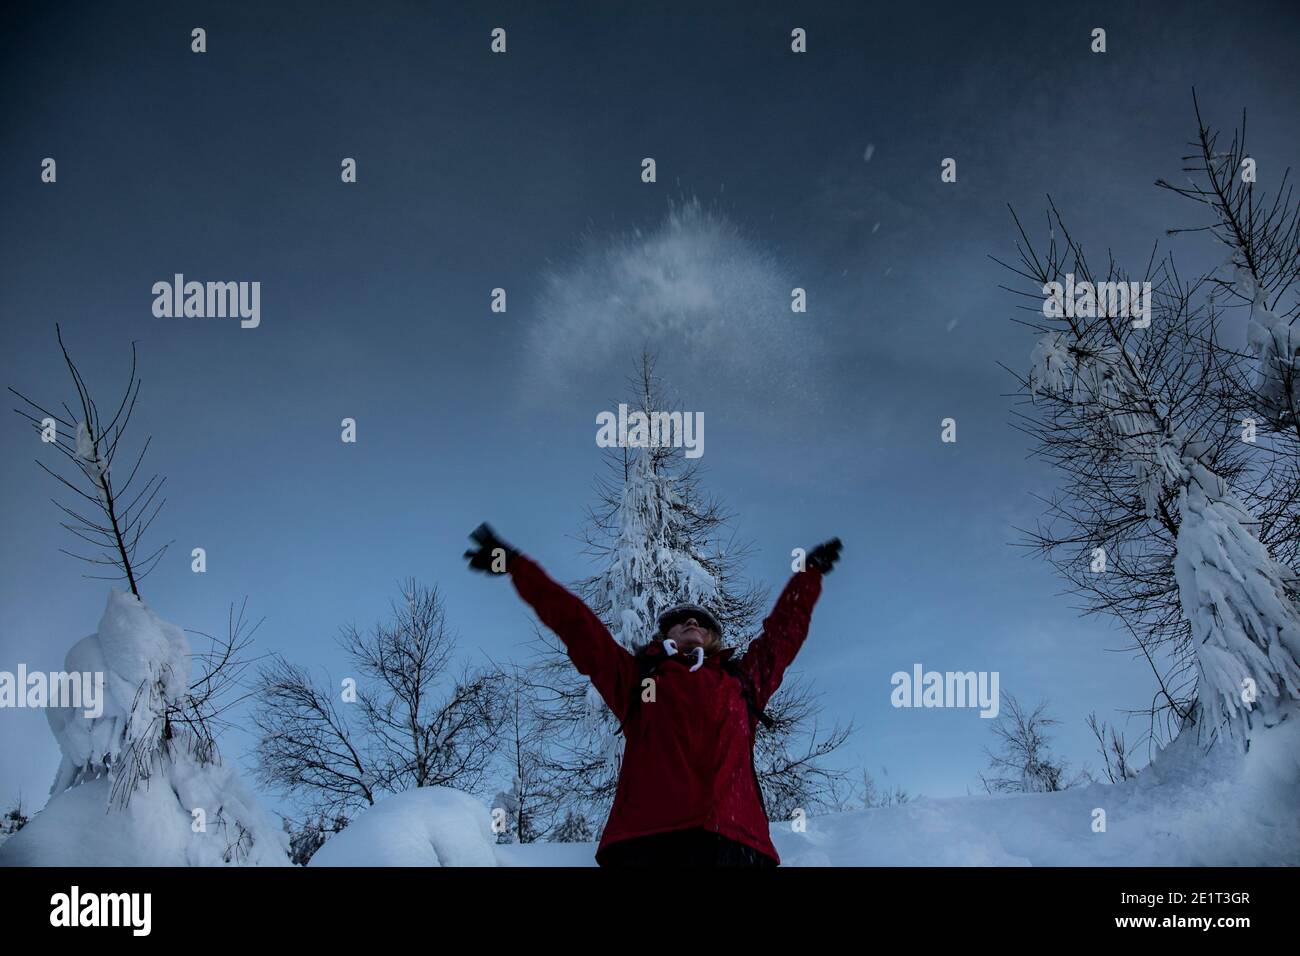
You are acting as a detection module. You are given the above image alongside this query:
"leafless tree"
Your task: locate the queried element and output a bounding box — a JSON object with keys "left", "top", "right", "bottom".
{"left": 751, "top": 671, "right": 854, "bottom": 820}
{"left": 980, "top": 692, "right": 1084, "bottom": 793}
{"left": 489, "top": 664, "right": 564, "bottom": 843}
{"left": 254, "top": 579, "right": 509, "bottom": 818}
{"left": 10, "top": 324, "right": 170, "bottom": 596}
{"left": 996, "top": 96, "right": 1300, "bottom": 753}
{"left": 1085, "top": 711, "right": 1136, "bottom": 784}
{"left": 858, "top": 767, "right": 913, "bottom": 809}
{"left": 822, "top": 765, "right": 913, "bottom": 813}
{"left": 1159, "top": 93, "right": 1300, "bottom": 329}
{"left": 986, "top": 706, "right": 1137, "bottom": 789}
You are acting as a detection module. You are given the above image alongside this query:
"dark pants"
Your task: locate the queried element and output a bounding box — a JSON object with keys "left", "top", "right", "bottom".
{"left": 598, "top": 827, "right": 778, "bottom": 867}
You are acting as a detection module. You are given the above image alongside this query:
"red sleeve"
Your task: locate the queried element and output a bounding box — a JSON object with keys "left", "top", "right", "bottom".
{"left": 509, "top": 554, "right": 637, "bottom": 721}
{"left": 738, "top": 567, "right": 823, "bottom": 712}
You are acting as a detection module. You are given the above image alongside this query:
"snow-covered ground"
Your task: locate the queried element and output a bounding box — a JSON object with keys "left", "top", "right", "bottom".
{"left": 0, "top": 771, "right": 287, "bottom": 867}
{"left": 310, "top": 706, "right": 1300, "bottom": 867}
{"left": 766, "top": 711, "right": 1299, "bottom": 866}
{"left": 6, "top": 694, "right": 1296, "bottom": 867}
{"left": 4, "top": 583, "right": 1295, "bottom": 867}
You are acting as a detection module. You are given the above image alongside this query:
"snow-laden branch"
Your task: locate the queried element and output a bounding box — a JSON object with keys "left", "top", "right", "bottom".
{"left": 1031, "top": 330, "right": 1300, "bottom": 745}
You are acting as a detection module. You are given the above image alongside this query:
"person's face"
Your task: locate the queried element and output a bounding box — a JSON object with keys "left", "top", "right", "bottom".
{"left": 667, "top": 616, "right": 714, "bottom": 652}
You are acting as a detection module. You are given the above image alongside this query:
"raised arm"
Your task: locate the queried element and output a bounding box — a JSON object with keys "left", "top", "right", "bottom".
{"left": 738, "top": 538, "right": 841, "bottom": 712}
{"left": 465, "top": 524, "right": 636, "bottom": 721}
{"left": 509, "top": 555, "right": 637, "bottom": 717}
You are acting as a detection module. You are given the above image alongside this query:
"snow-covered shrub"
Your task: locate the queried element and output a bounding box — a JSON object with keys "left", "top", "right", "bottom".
{"left": 0, "top": 590, "right": 287, "bottom": 866}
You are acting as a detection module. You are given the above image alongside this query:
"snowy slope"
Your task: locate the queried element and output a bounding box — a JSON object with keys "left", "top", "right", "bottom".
{"left": 8, "top": 589, "right": 1294, "bottom": 867}
{"left": 311, "top": 709, "right": 1300, "bottom": 867}
{"left": 770, "top": 713, "right": 1299, "bottom": 866}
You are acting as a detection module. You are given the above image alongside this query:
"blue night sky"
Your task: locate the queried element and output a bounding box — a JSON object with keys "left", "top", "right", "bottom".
{"left": 2, "top": 0, "right": 1298, "bottom": 818}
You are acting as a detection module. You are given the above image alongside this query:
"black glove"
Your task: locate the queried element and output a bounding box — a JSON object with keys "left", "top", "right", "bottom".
{"left": 464, "top": 522, "right": 519, "bottom": 574}
{"left": 806, "top": 537, "right": 842, "bottom": 574}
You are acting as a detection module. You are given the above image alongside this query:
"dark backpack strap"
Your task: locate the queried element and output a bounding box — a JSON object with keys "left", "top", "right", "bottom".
{"left": 721, "top": 657, "right": 774, "bottom": 821}
{"left": 616, "top": 644, "right": 662, "bottom": 737}
{"left": 619, "top": 647, "right": 776, "bottom": 735}
{"left": 722, "top": 657, "right": 777, "bottom": 729}
{"left": 619, "top": 648, "right": 774, "bottom": 822}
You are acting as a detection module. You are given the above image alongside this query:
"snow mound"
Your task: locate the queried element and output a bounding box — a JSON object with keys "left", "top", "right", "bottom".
{"left": 1, "top": 588, "right": 288, "bottom": 866}
{"left": 768, "top": 711, "right": 1299, "bottom": 866}
{"left": 309, "top": 788, "right": 498, "bottom": 867}
{"left": 0, "top": 767, "right": 288, "bottom": 867}
{"left": 500, "top": 713, "right": 1300, "bottom": 867}
{"left": 303, "top": 712, "right": 1299, "bottom": 868}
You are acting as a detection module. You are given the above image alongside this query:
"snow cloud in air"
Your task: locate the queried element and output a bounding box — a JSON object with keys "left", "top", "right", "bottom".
{"left": 526, "top": 197, "right": 822, "bottom": 415}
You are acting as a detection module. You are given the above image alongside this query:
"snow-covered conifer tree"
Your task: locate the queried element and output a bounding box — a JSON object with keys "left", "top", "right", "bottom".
{"left": 528, "top": 351, "right": 848, "bottom": 825}
{"left": 1009, "top": 100, "right": 1300, "bottom": 748}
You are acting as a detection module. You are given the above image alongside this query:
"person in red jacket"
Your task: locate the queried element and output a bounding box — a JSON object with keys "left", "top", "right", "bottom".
{"left": 464, "top": 522, "right": 841, "bottom": 867}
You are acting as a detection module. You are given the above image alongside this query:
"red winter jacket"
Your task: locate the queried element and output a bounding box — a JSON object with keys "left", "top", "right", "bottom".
{"left": 509, "top": 554, "right": 824, "bottom": 865}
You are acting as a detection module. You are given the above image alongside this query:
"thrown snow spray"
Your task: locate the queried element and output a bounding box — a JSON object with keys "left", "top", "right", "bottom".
{"left": 526, "top": 196, "right": 822, "bottom": 420}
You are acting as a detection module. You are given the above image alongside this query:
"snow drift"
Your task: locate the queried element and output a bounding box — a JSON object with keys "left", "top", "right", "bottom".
{"left": 768, "top": 706, "right": 1299, "bottom": 866}
{"left": 0, "top": 761, "right": 286, "bottom": 867}
{"left": 308, "top": 788, "right": 497, "bottom": 867}
{"left": 308, "top": 708, "right": 1299, "bottom": 867}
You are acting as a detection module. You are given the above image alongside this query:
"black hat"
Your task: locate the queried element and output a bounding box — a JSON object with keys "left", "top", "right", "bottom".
{"left": 656, "top": 603, "right": 723, "bottom": 637}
